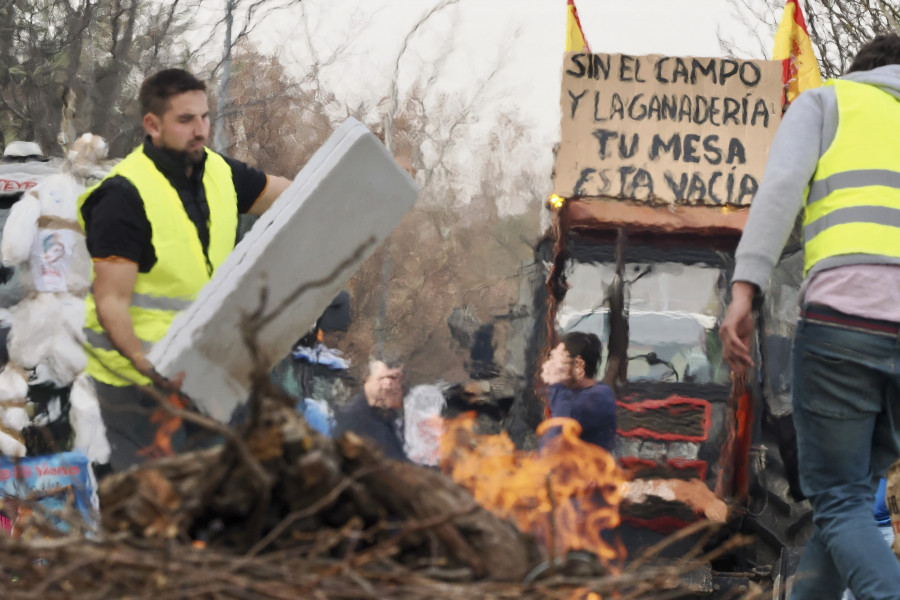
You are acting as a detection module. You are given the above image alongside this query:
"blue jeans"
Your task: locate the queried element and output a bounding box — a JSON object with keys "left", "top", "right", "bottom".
{"left": 843, "top": 526, "right": 896, "bottom": 600}
{"left": 791, "top": 315, "right": 900, "bottom": 600}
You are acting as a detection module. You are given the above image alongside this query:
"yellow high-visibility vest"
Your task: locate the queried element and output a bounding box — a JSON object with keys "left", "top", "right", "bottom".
{"left": 803, "top": 79, "right": 900, "bottom": 276}
{"left": 77, "top": 146, "right": 238, "bottom": 386}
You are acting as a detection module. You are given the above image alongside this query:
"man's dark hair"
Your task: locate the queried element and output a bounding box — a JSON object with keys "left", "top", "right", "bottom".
{"left": 560, "top": 331, "right": 602, "bottom": 379}
{"left": 366, "top": 354, "right": 403, "bottom": 377}
{"left": 139, "top": 68, "right": 207, "bottom": 117}
{"left": 847, "top": 33, "right": 900, "bottom": 74}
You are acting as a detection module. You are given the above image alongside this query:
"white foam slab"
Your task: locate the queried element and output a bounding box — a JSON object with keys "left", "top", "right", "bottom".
{"left": 148, "top": 118, "right": 418, "bottom": 421}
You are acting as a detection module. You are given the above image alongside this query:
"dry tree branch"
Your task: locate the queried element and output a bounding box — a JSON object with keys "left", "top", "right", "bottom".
{"left": 243, "top": 463, "right": 386, "bottom": 558}
{"left": 384, "top": 0, "right": 462, "bottom": 155}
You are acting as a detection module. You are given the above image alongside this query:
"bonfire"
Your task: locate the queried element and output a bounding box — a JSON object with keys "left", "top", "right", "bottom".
{"left": 0, "top": 380, "right": 765, "bottom": 600}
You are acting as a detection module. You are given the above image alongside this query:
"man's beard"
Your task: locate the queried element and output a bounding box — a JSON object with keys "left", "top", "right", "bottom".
{"left": 186, "top": 147, "right": 205, "bottom": 164}
{"left": 162, "top": 139, "right": 205, "bottom": 166}
{"left": 374, "top": 406, "right": 400, "bottom": 421}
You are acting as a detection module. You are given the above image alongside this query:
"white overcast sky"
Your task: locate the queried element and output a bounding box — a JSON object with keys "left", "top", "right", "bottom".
{"left": 254, "top": 0, "right": 772, "bottom": 140}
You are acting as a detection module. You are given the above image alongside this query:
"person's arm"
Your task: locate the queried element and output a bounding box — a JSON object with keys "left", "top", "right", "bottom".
{"left": 732, "top": 89, "right": 829, "bottom": 291}
{"left": 720, "top": 281, "right": 759, "bottom": 370}
{"left": 91, "top": 258, "right": 150, "bottom": 375}
{"left": 92, "top": 258, "right": 185, "bottom": 389}
{"left": 721, "top": 89, "right": 832, "bottom": 371}
{"left": 247, "top": 174, "right": 292, "bottom": 216}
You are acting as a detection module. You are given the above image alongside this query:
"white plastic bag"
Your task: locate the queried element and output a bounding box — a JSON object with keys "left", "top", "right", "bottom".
{"left": 8, "top": 295, "right": 60, "bottom": 369}
{"left": 1, "top": 193, "right": 41, "bottom": 266}
{"left": 403, "top": 384, "right": 446, "bottom": 466}
{"left": 2, "top": 406, "right": 29, "bottom": 431}
{"left": 0, "top": 430, "right": 25, "bottom": 457}
{"left": 0, "top": 365, "right": 28, "bottom": 403}
{"left": 34, "top": 173, "right": 82, "bottom": 221}
{"left": 69, "top": 374, "right": 110, "bottom": 464}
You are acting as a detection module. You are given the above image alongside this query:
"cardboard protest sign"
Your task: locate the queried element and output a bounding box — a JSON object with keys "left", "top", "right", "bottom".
{"left": 553, "top": 53, "right": 782, "bottom": 206}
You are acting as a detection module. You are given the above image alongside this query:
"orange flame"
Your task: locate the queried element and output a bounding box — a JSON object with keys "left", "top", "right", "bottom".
{"left": 440, "top": 413, "right": 628, "bottom": 566}
{"left": 137, "top": 392, "right": 187, "bottom": 459}
{"left": 569, "top": 590, "right": 602, "bottom": 600}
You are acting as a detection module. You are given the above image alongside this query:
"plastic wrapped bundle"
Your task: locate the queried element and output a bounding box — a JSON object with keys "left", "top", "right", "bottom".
{"left": 0, "top": 365, "right": 28, "bottom": 404}
{"left": 68, "top": 374, "right": 110, "bottom": 465}
{"left": 0, "top": 133, "right": 106, "bottom": 457}
{"left": 2, "top": 406, "right": 29, "bottom": 431}
{"left": 42, "top": 295, "right": 87, "bottom": 385}
{"left": 0, "top": 366, "right": 28, "bottom": 458}
{"left": 30, "top": 172, "right": 81, "bottom": 221}
{"left": 1, "top": 194, "right": 41, "bottom": 267}
{"left": 12, "top": 225, "right": 90, "bottom": 296}
{"left": 0, "top": 430, "right": 25, "bottom": 457}
{"left": 65, "top": 133, "right": 109, "bottom": 186}
{"left": 8, "top": 295, "right": 63, "bottom": 370}
{"left": 8, "top": 294, "right": 86, "bottom": 387}
{"left": 61, "top": 236, "right": 92, "bottom": 296}
{"left": 403, "top": 384, "right": 447, "bottom": 466}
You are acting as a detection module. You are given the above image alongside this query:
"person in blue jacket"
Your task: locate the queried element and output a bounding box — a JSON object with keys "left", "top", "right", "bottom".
{"left": 540, "top": 331, "right": 617, "bottom": 452}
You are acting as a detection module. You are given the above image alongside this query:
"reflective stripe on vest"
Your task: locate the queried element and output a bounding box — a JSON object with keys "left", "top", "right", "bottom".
{"left": 803, "top": 79, "right": 900, "bottom": 276}
{"left": 83, "top": 329, "right": 153, "bottom": 354}
{"left": 806, "top": 170, "right": 900, "bottom": 206}
{"left": 77, "top": 145, "right": 238, "bottom": 386}
{"left": 805, "top": 205, "right": 900, "bottom": 240}
{"left": 124, "top": 291, "right": 192, "bottom": 312}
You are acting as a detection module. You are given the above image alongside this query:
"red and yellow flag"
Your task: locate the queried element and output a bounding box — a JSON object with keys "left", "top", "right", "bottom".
{"left": 772, "top": 0, "right": 822, "bottom": 105}
{"left": 566, "top": 0, "right": 590, "bottom": 53}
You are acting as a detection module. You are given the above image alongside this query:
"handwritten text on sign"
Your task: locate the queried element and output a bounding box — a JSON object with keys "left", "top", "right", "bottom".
{"left": 553, "top": 53, "right": 782, "bottom": 206}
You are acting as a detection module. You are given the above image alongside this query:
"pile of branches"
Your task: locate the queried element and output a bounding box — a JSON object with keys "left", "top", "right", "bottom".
{"left": 0, "top": 382, "right": 770, "bottom": 599}
{"left": 0, "top": 272, "right": 771, "bottom": 598}
{"left": 0, "top": 535, "right": 769, "bottom": 600}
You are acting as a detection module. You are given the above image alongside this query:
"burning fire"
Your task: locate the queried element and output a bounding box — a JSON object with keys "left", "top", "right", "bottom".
{"left": 440, "top": 413, "right": 628, "bottom": 566}
{"left": 137, "top": 392, "right": 188, "bottom": 459}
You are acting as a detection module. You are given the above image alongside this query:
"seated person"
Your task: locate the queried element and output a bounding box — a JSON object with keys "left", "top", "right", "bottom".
{"left": 540, "top": 331, "right": 617, "bottom": 452}
{"left": 334, "top": 357, "right": 407, "bottom": 461}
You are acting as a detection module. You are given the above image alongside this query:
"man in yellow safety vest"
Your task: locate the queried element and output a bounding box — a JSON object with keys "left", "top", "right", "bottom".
{"left": 721, "top": 34, "right": 900, "bottom": 600}
{"left": 77, "top": 68, "right": 291, "bottom": 472}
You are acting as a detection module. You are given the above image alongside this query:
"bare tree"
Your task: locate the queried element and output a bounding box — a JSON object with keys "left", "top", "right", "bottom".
{"left": 0, "top": 0, "right": 98, "bottom": 151}
{"left": 207, "top": 0, "right": 303, "bottom": 153}
{"left": 383, "top": 0, "right": 461, "bottom": 156}
{"left": 212, "top": 11, "right": 543, "bottom": 385}
{"left": 0, "top": 0, "right": 199, "bottom": 156}
{"left": 219, "top": 40, "right": 308, "bottom": 177}
{"left": 347, "top": 79, "right": 543, "bottom": 383}
{"left": 724, "top": 0, "right": 898, "bottom": 77}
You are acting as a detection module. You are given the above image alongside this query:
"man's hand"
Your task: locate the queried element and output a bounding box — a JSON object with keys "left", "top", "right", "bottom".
{"left": 541, "top": 342, "right": 572, "bottom": 386}
{"left": 720, "top": 281, "right": 759, "bottom": 371}
{"left": 135, "top": 357, "right": 185, "bottom": 392}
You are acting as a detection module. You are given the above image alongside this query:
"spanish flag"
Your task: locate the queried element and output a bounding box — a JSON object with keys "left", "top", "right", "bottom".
{"left": 566, "top": 0, "right": 590, "bottom": 53}
{"left": 772, "top": 0, "right": 822, "bottom": 105}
